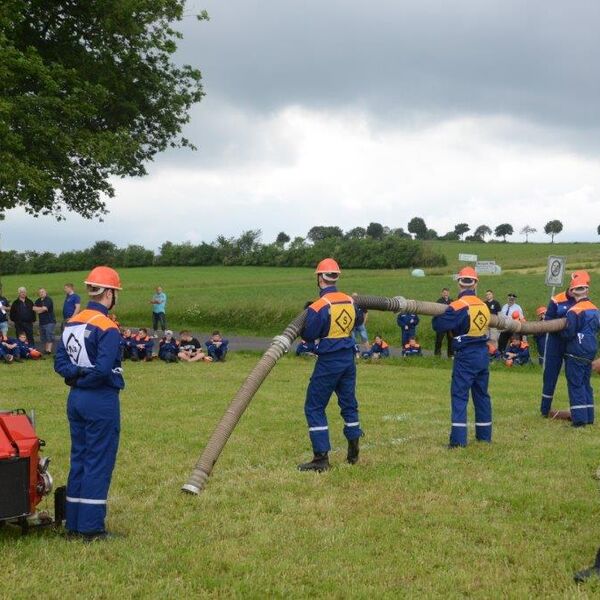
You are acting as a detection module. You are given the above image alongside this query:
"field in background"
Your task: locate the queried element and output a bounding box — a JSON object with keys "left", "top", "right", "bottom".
{"left": 1, "top": 241, "right": 598, "bottom": 345}
{"left": 2, "top": 356, "right": 600, "bottom": 597}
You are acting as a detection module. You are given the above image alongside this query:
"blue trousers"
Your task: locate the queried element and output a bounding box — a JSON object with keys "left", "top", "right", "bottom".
{"left": 208, "top": 347, "right": 228, "bottom": 361}
{"left": 540, "top": 334, "right": 565, "bottom": 416}
{"left": 305, "top": 349, "right": 362, "bottom": 453}
{"left": 66, "top": 387, "right": 120, "bottom": 534}
{"left": 450, "top": 346, "right": 492, "bottom": 446}
{"left": 401, "top": 327, "right": 416, "bottom": 346}
{"left": 565, "top": 356, "right": 594, "bottom": 425}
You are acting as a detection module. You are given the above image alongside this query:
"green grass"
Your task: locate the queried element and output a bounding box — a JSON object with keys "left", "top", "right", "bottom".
{"left": 2, "top": 240, "right": 599, "bottom": 345}
{"left": 2, "top": 356, "right": 600, "bottom": 597}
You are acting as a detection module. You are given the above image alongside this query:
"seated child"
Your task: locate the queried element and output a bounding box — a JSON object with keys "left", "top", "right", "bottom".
{"left": 503, "top": 335, "right": 531, "bottom": 366}
{"left": 362, "top": 335, "right": 390, "bottom": 359}
{"left": 158, "top": 330, "right": 180, "bottom": 362}
{"left": 131, "top": 328, "right": 154, "bottom": 361}
{"left": 16, "top": 332, "right": 42, "bottom": 359}
{"left": 205, "top": 330, "right": 229, "bottom": 362}
{"left": 0, "top": 333, "right": 19, "bottom": 363}
{"left": 402, "top": 338, "right": 422, "bottom": 357}
{"left": 179, "top": 331, "right": 211, "bottom": 362}
{"left": 296, "top": 339, "right": 316, "bottom": 356}
{"left": 397, "top": 313, "right": 420, "bottom": 346}
{"left": 120, "top": 328, "right": 134, "bottom": 360}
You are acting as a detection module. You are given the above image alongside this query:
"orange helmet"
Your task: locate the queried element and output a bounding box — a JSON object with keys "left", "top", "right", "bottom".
{"left": 535, "top": 306, "right": 547, "bottom": 317}
{"left": 569, "top": 273, "right": 590, "bottom": 291}
{"left": 315, "top": 258, "right": 341, "bottom": 283}
{"left": 457, "top": 266, "right": 479, "bottom": 285}
{"left": 84, "top": 266, "right": 122, "bottom": 291}
{"left": 512, "top": 310, "right": 521, "bottom": 320}
{"left": 571, "top": 270, "right": 590, "bottom": 285}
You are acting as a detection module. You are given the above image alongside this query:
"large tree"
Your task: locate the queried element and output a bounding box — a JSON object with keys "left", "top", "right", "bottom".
{"left": 494, "top": 223, "right": 514, "bottom": 242}
{"left": 473, "top": 224, "right": 492, "bottom": 241}
{"left": 366, "top": 222, "right": 384, "bottom": 240}
{"left": 407, "top": 217, "right": 428, "bottom": 240}
{"left": 0, "top": 1, "right": 205, "bottom": 220}
{"left": 453, "top": 223, "right": 470, "bottom": 240}
{"left": 544, "top": 220, "right": 563, "bottom": 243}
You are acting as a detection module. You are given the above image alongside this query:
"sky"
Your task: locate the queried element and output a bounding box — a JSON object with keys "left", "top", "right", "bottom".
{"left": 3, "top": 0, "right": 600, "bottom": 252}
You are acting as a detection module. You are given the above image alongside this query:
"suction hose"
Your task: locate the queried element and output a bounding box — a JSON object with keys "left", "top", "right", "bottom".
{"left": 182, "top": 294, "right": 566, "bottom": 495}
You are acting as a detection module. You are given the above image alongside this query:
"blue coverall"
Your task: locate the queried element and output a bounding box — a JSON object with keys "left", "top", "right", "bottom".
{"left": 562, "top": 299, "right": 599, "bottom": 426}
{"left": 130, "top": 333, "right": 153, "bottom": 360}
{"left": 303, "top": 286, "right": 362, "bottom": 454}
{"left": 432, "top": 290, "right": 492, "bottom": 446}
{"left": 158, "top": 338, "right": 180, "bottom": 362}
{"left": 0, "top": 335, "right": 19, "bottom": 360}
{"left": 54, "top": 301, "right": 124, "bottom": 535}
{"left": 397, "top": 313, "right": 420, "bottom": 346}
{"left": 206, "top": 338, "right": 229, "bottom": 361}
{"left": 540, "top": 291, "right": 575, "bottom": 416}
{"left": 504, "top": 340, "right": 531, "bottom": 365}
{"left": 362, "top": 340, "right": 390, "bottom": 359}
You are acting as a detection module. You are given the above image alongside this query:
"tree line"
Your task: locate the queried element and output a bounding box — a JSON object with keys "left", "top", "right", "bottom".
{"left": 0, "top": 233, "right": 447, "bottom": 276}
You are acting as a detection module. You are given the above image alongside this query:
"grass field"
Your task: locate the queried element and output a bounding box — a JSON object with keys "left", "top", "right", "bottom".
{"left": 2, "top": 355, "right": 600, "bottom": 597}
{"left": 2, "top": 241, "right": 599, "bottom": 346}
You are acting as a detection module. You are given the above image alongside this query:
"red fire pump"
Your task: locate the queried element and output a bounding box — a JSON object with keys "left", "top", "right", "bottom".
{"left": 0, "top": 409, "right": 65, "bottom": 533}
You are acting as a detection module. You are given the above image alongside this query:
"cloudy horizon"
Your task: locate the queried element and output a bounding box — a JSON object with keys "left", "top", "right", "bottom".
{"left": 3, "top": 0, "right": 600, "bottom": 252}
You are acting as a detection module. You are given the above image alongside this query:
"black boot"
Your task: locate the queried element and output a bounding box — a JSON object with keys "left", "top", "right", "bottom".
{"left": 298, "top": 452, "right": 329, "bottom": 472}
{"left": 574, "top": 547, "right": 600, "bottom": 583}
{"left": 347, "top": 437, "right": 360, "bottom": 464}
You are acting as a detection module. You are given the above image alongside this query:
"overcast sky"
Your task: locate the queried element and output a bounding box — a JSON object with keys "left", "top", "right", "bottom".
{"left": 3, "top": 0, "right": 600, "bottom": 252}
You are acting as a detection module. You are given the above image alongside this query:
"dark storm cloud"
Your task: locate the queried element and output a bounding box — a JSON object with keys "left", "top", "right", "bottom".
{"left": 176, "top": 0, "right": 600, "bottom": 142}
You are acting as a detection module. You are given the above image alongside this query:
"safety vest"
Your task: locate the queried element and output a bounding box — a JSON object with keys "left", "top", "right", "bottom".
{"left": 451, "top": 295, "right": 490, "bottom": 338}
{"left": 320, "top": 292, "right": 355, "bottom": 339}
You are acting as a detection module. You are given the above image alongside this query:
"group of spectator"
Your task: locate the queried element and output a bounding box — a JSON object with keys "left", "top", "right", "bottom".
{"left": 120, "top": 328, "right": 228, "bottom": 364}
{"left": 1, "top": 282, "right": 230, "bottom": 366}
{"left": 0, "top": 283, "right": 80, "bottom": 364}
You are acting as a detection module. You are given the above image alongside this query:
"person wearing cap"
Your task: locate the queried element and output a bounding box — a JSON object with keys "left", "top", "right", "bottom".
{"left": 54, "top": 266, "right": 124, "bottom": 541}
{"left": 498, "top": 293, "right": 524, "bottom": 352}
{"left": 432, "top": 267, "right": 492, "bottom": 447}
{"left": 539, "top": 275, "right": 580, "bottom": 417}
{"left": 560, "top": 273, "right": 599, "bottom": 426}
{"left": 298, "top": 258, "right": 363, "bottom": 472}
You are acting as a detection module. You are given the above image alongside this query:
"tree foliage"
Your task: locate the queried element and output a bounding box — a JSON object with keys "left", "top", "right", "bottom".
{"left": 345, "top": 227, "right": 366, "bottom": 239}
{"left": 494, "top": 223, "right": 514, "bottom": 242}
{"left": 473, "top": 225, "right": 492, "bottom": 240}
{"left": 407, "top": 217, "right": 428, "bottom": 240}
{"left": 366, "top": 222, "right": 384, "bottom": 240}
{"left": 275, "top": 232, "right": 290, "bottom": 246}
{"left": 453, "top": 223, "right": 470, "bottom": 240}
{"left": 0, "top": 0, "right": 205, "bottom": 220}
{"left": 544, "top": 220, "right": 563, "bottom": 243}
{"left": 306, "top": 226, "right": 344, "bottom": 243}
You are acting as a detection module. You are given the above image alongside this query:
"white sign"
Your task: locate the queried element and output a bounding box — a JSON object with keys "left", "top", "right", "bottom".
{"left": 545, "top": 255, "right": 566, "bottom": 287}
{"left": 459, "top": 253, "right": 478, "bottom": 262}
{"left": 475, "top": 260, "right": 499, "bottom": 275}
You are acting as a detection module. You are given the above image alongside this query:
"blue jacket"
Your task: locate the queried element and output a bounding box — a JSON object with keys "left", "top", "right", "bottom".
{"left": 432, "top": 290, "right": 490, "bottom": 352}
{"left": 54, "top": 301, "right": 124, "bottom": 390}
{"left": 206, "top": 338, "right": 229, "bottom": 355}
{"left": 159, "top": 338, "right": 180, "bottom": 356}
{"left": 546, "top": 290, "right": 575, "bottom": 320}
{"left": 561, "top": 298, "right": 600, "bottom": 359}
{"left": 397, "top": 313, "right": 419, "bottom": 330}
{"left": 302, "top": 286, "right": 355, "bottom": 354}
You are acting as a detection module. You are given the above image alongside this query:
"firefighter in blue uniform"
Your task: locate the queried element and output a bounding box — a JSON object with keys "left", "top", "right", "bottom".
{"left": 54, "top": 266, "right": 124, "bottom": 540}
{"left": 298, "top": 258, "right": 363, "bottom": 472}
{"left": 539, "top": 274, "right": 582, "bottom": 417}
{"left": 562, "top": 273, "right": 600, "bottom": 427}
{"left": 432, "top": 267, "right": 492, "bottom": 447}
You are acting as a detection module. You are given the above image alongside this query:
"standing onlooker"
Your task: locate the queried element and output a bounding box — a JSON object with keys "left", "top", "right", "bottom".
{"left": 150, "top": 286, "right": 167, "bottom": 333}
{"left": 351, "top": 293, "right": 369, "bottom": 354}
{"left": 434, "top": 287, "right": 453, "bottom": 357}
{"left": 498, "top": 293, "right": 524, "bottom": 352}
{"left": 9, "top": 287, "right": 36, "bottom": 345}
{"left": 0, "top": 286, "right": 10, "bottom": 337}
{"left": 62, "top": 283, "right": 81, "bottom": 329}
{"left": 34, "top": 288, "right": 57, "bottom": 354}
{"left": 484, "top": 290, "right": 502, "bottom": 345}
